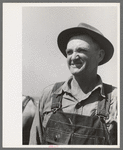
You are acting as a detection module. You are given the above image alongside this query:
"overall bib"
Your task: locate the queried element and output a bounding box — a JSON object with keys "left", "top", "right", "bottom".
{"left": 43, "top": 83, "right": 112, "bottom": 145}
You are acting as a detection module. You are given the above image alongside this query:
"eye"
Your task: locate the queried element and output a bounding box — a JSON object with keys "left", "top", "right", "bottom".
{"left": 77, "top": 48, "right": 87, "bottom": 53}
{"left": 66, "top": 49, "right": 73, "bottom": 55}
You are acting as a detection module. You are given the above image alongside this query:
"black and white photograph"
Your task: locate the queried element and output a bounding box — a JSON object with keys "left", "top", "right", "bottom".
{"left": 3, "top": 3, "right": 120, "bottom": 148}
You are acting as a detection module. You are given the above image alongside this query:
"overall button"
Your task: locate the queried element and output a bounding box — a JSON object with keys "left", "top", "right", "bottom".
{"left": 75, "top": 102, "right": 82, "bottom": 109}
{"left": 54, "top": 134, "right": 60, "bottom": 141}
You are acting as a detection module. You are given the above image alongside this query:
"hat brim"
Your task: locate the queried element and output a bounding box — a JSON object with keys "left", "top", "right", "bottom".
{"left": 57, "top": 27, "right": 114, "bottom": 65}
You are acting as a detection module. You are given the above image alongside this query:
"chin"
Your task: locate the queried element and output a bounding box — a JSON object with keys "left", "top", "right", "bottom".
{"left": 71, "top": 71, "right": 83, "bottom": 77}
{"left": 70, "top": 68, "right": 84, "bottom": 75}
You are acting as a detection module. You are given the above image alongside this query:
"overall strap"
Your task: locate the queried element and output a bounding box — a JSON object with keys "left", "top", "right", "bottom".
{"left": 51, "top": 82, "right": 65, "bottom": 112}
{"left": 97, "top": 83, "right": 112, "bottom": 118}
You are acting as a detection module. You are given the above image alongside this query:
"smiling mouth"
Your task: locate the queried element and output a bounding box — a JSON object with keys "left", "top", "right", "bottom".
{"left": 71, "top": 63, "right": 83, "bottom": 68}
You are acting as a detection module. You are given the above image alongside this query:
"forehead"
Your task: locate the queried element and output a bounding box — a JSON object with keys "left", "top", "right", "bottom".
{"left": 67, "top": 35, "right": 97, "bottom": 49}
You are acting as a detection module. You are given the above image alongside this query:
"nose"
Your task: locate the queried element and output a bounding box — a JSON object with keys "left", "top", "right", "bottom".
{"left": 71, "top": 52, "right": 79, "bottom": 60}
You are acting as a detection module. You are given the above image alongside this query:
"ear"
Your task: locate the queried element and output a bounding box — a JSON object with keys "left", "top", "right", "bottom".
{"left": 98, "top": 49, "right": 105, "bottom": 64}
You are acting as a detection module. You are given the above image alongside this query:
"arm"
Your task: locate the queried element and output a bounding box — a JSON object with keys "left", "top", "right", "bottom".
{"left": 29, "top": 84, "right": 54, "bottom": 145}
{"left": 106, "top": 87, "right": 118, "bottom": 145}
{"left": 29, "top": 102, "right": 43, "bottom": 144}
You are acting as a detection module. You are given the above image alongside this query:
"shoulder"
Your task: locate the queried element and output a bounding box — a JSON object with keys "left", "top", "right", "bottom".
{"left": 103, "top": 83, "right": 117, "bottom": 113}
{"left": 103, "top": 83, "right": 117, "bottom": 99}
{"left": 104, "top": 83, "right": 118, "bottom": 123}
{"left": 109, "top": 85, "right": 117, "bottom": 110}
{"left": 38, "top": 82, "right": 65, "bottom": 109}
{"left": 40, "top": 81, "right": 65, "bottom": 99}
{"left": 40, "top": 83, "right": 55, "bottom": 99}
{"left": 38, "top": 83, "right": 57, "bottom": 109}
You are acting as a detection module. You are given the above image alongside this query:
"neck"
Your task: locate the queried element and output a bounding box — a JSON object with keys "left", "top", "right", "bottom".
{"left": 73, "top": 73, "right": 98, "bottom": 94}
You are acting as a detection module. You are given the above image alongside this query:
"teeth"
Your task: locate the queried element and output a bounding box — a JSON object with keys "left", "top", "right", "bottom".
{"left": 71, "top": 63, "right": 81, "bottom": 65}
{"left": 71, "top": 64, "right": 82, "bottom": 67}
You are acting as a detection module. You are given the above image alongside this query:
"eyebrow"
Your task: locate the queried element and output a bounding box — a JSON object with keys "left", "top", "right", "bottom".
{"left": 66, "top": 48, "right": 72, "bottom": 52}
{"left": 66, "top": 47, "right": 89, "bottom": 52}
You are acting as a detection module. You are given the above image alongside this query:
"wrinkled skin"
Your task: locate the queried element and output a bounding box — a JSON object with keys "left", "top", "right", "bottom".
{"left": 66, "top": 35, "right": 105, "bottom": 78}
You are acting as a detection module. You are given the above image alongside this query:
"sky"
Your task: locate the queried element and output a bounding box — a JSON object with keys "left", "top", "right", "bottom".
{"left": 22, "top": 4, "right": 119, "bottom": 99}
{"left": 3, "top": 3, "right": 120, "bottom": 147}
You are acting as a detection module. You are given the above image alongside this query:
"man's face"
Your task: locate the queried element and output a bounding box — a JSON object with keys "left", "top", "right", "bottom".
{"left": 66, "top": 35, "right": 102, "bottom": 77}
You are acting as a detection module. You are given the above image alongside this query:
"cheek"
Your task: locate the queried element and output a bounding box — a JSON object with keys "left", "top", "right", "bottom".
{"left": 88, "top": 55, "right": 98, "bottom": 66}
{"left": 79, "top": 53, "right": 88, "bottom": 59}
{"left": 66, "top": 57, "right": 70, "bottom": 66}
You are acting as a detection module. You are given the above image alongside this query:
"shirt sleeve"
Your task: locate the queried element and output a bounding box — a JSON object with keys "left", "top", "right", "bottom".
{"left": 106, "top": 87, "right": 118, "bottom": 145}
{"left": 29, "top": 84, "right": 54, "bottom": 145}
{"left": 29, "top": 102, "right": 43, "bottom": 144}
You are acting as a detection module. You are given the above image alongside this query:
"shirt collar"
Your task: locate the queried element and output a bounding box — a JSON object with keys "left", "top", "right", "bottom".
{"left": 52, "top": 75, "right": 106, "bottom": 98}
{"left": 52, "top": 76, "right": 72, "bottom": 95}
{"left": 91, "top": 75, "right": 105, "bottom": 98}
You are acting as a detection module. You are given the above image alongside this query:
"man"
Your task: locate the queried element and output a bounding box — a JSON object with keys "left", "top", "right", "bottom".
{"left": 29, "top": 23, "right": 117, "bottom": 145}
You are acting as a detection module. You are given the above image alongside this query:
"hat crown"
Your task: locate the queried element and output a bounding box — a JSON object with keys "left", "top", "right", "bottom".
{"left": 57, "top": 22, "right": 114, "bottom": 65}
{"left": 78, "top": 23, "right": 103, "bottom": 36}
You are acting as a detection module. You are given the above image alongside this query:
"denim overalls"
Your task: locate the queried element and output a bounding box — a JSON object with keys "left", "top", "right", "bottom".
{"left": 42, "top": 83, "right": 112, "bottom": 145}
